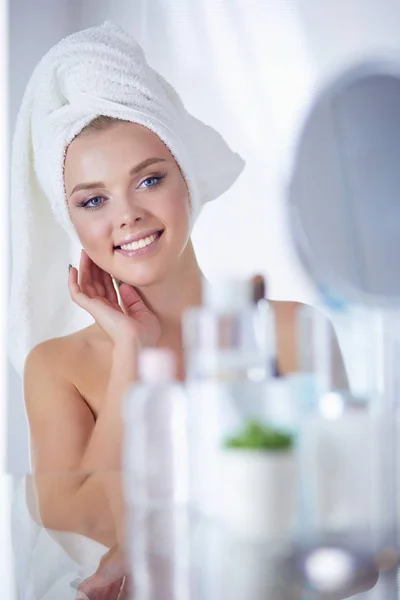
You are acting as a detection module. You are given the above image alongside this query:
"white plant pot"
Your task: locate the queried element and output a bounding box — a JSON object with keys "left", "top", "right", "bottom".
{"left": 217, "top": 449, "right": 296, "bottom": 541}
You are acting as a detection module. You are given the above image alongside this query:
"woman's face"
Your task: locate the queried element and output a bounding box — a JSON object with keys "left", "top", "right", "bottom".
{"left": 64, "top": 121, "right": 191, "bottom": 287}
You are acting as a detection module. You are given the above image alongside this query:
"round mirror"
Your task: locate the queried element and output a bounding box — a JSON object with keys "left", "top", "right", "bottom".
{"left": 288, "top": 60, "right": 400, "bottom": 307}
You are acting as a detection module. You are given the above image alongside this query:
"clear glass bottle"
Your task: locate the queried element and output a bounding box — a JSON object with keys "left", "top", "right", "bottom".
{"left": 123, "top": 348, "right": 189, "bottom": 600}
{"left": 183, "top": 277, "right": 273, "bottom": 519}
{"left": 183, "top": 278, "right": 295, "bottom": 600}
{"left": 292, "top": 304, "right": 400, "bottom": 599}
{"left": 184, "top": 276, "right": 272, "bottom": 382}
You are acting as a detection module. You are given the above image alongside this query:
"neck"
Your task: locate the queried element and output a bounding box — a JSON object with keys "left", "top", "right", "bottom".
{"left": 137, "top": 241, "right": 202, "bottom": 340}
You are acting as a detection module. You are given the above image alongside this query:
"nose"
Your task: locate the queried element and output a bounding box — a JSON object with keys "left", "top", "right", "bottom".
{"left": 114, "top": 195, "right": 146, "bottom": 230}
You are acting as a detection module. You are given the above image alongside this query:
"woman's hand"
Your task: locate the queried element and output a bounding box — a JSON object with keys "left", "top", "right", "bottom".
{"left": 76, "top": 544, "right": 132, "bottom": 599}
{"left": 69, "top": 250, "right": 161, "bottom": 348}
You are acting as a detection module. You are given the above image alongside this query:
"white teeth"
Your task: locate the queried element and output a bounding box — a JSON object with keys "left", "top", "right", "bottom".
{"left": 120, "top": 233, "right": 158, "bottom": 251}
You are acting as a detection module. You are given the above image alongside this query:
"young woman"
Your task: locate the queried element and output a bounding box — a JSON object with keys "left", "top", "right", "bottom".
{"left": 24, "top": 116, "right": 304, "bottom": 600}
{"left": 11, "top": 21, "right": 335, "bottom": 600}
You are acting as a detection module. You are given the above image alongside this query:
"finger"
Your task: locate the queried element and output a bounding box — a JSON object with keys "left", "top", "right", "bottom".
{"left": 90, "top": 260, "right": 106, "bottom": 298}
{"left": 99, "top": 580, "right": 124, "bottom": 600}
{"left": 68, "top": 266, "right": 84, "bottom": 301}
{"left": 102, "top": 270, "right": 119, "bottom": 306}
{"left": 69, "top": 268, "right": 110, "bottom": 317}
{"left": 78, "top": 576, "right": 125, "bottom": 599}
{"left": 119, "top": 284, "right": 145, "bottom": 316}
{"left": 116, "top": 577, "right": 126, "bottom": 600}
{"left": 68, "top": 266, "right": 92, "bottom": 311}
{"left": 79, "top": 250, "right": 97, "bottom": 299}
{"left": 118, "top": 576, "right": 134, "bottom": 599}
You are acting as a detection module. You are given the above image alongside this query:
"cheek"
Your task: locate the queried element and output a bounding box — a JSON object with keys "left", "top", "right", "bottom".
{"left": 70, "top": 213, "right": 111, "bottom": 251}
{"left": 162, "top": 184, "right": 191, "bottom": 232}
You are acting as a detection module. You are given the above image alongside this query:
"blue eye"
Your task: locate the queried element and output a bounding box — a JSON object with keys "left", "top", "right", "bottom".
{"left": 84, "top": 196, "right": 104, "bottom": 208}
{"left": 139, "top": 174, "right": 166, "bottom": 189}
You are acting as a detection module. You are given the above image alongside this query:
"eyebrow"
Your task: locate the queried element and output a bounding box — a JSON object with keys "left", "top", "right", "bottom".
{"left": 70, "top": 157, "right": 167, "bottom": 195}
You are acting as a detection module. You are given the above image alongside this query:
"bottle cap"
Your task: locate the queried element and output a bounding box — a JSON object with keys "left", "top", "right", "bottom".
{"left": 138, "top": 348, "right": 176, "bottom": 382}
{"left": 202, "top": 277, "right": 252, "bottom": 312}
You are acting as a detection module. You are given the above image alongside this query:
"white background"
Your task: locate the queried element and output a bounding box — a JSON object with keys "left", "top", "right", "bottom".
{"left": 6, "top": 0, "right": 400, "bottom": 472}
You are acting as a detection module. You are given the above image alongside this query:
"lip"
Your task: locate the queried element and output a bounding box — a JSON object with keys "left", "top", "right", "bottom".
{"left": 114, "top": 228, "right": 164, "bottom": 248}
{"left": 114, "top": 230, "right": 163, "bottom": 258}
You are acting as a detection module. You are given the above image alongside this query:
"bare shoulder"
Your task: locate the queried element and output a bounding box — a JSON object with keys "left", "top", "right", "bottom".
{"left": 24, "top": 326, "right": 95, "bottom": 381}
{"left": 24, "top": 324, "right": 112, "bottom": 408}
{"left": 23, "top": 324, "right": 113, "bottom": 466}
{"left": 23, "top": 327, "right": 108, "bottom": 473}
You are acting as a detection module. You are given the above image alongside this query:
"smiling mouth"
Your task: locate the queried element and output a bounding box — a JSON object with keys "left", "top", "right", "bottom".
{"left": 114, "top": 230, "right": 164, "bottom": 252}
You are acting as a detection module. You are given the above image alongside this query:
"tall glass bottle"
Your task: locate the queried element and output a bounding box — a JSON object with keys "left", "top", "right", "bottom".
{"left": 183, "top": 278, "right": 294, "bottom": 600}
{"left": 292, "top": 305, "right": 400, "bottom": 599}
{"left": 123, "top": 348, "right": 189, "bottom": 600}
{"left": 183, "top": 277, "right": 271, "bottom": 519}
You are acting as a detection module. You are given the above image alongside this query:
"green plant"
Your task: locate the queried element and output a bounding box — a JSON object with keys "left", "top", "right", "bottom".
{"left": 223, "top": 418, "right": 293, "bottom": 452}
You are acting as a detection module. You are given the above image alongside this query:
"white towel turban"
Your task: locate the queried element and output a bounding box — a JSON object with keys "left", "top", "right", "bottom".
{"left": 8, "top": 21, "right": 244, "bottom": 376}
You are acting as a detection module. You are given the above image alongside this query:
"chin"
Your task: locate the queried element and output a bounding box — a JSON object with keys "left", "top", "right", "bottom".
{"left": 118, "top": 264, "right": 171, "bottom": 288}
{"left": 114, "top": 241, "right": 190, "bottom": 288}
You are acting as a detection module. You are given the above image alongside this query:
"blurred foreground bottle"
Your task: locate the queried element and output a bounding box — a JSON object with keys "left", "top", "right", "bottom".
{"left": 183, "top": 278, "right": 296, "bottom": 600}
{"left": 183, "top": 277, "right": 272, "bottom": 519}
{"left": 289, "top": 305, "right": 400, "bottom": 600}
{"left": 123, "top": 348, "right": 189, "bottom": 600}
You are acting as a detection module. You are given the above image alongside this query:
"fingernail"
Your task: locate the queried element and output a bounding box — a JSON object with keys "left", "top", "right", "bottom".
{"left": 69, "top": 264, "right": 72, "bottom": 272}
{"left": 75, "top": 592, "right": 89, "bottom": 600}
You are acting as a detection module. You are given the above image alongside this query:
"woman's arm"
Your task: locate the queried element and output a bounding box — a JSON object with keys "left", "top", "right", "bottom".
{"left": 78, "top": 340, "right": 139, "bottom": 541}
{"left": 78, "top": 340, "right": 138, "bottom": 471}
{"left": 25, "top": 252, "right": 160, "bottom": 548}
{"left": 24, "top": 338, "right": 137, "bottom": 546}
